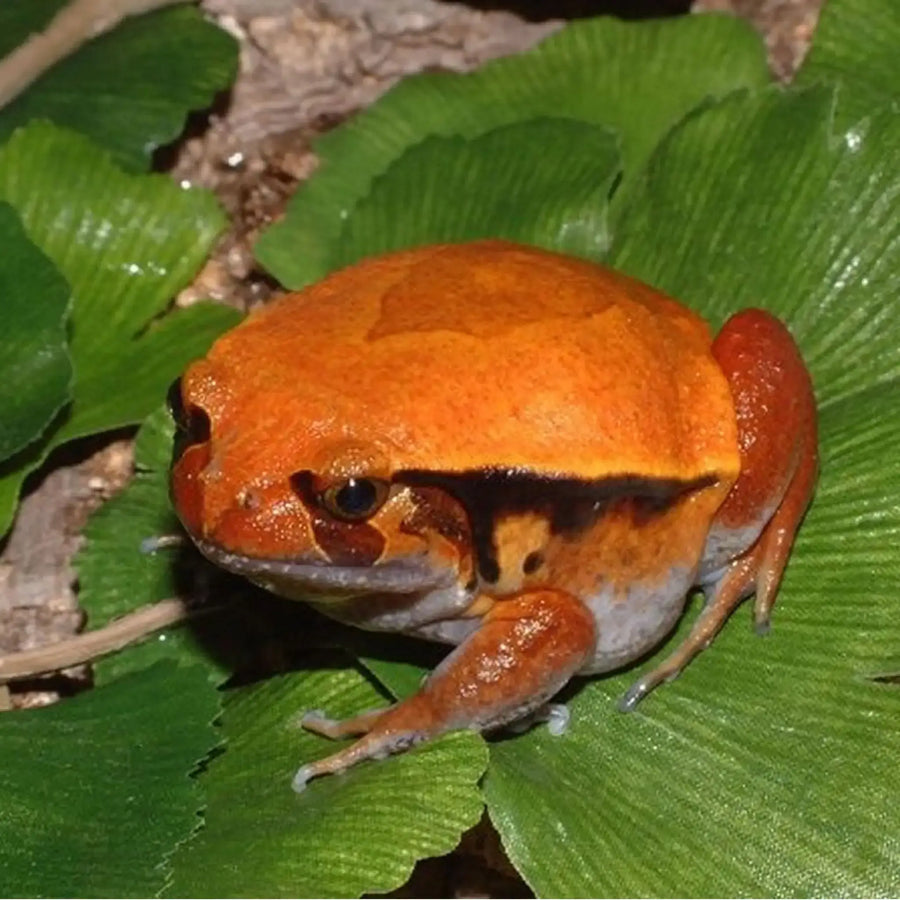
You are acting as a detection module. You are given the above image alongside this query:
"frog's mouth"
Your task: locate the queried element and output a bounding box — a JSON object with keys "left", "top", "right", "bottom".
{"left": 192, "top": 538, "right": 453, "bottom": 596}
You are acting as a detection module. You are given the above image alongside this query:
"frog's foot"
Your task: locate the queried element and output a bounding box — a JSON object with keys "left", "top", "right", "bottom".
{"left": 291, "top": 589, "right": 595, "bottom": 792}
{"left": 619, "top": 309, "right": 817, "bottom": 713}
{"left": 139, "top": 533, "right": 186, "bottom": 554}
{"left": 541, "top": 703, "right": 571, "bottom": 737}
{"left": 507, "top": 702, "right": 571, "bottom": 736}
{"left": 292, "top": 716, "right": 423, "bottom": 792}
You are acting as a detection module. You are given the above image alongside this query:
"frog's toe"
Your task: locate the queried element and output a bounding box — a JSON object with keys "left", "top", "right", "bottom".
{"left": 545, "top": 703, "right": 571, "bottom": 736}
{"left": 291, "top": 764, "right": 316, "bottom": 793}
{"left": 291, "top": 714, "right": 430, "bottom": 793}
{"left": 618, "top": 674, "right": 661, "bottom": 713}
{"left": 299, "top": 705, "right": 389, "bottom": 740}
{"left": 618, "top": 651, "right": 691, "bottom": 712}
{"left": 298, "top": 709, "right": 333, "bottom": 734}
{"left": 292, "top": 758, "right": 352, "bottom": 793}
{"left": 506, "top": 702, "right": 571, "bottom": 736}
{"left": 139, "top": 533, "right": 185, "bottom": 554}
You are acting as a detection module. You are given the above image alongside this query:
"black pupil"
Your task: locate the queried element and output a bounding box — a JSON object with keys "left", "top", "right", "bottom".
{"left": 335, "top": 478, "right": 377, "bottom": 517}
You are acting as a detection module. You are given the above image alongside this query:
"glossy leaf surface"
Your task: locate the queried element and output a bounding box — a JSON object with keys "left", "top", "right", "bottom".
{"left": 0, "top": 663, "right": 219, "bottom": 898}
{"left": 256, "top": 14, "right": 769, "bottom": 288}
{"left": 0, "top": 202, "right": 70, "bottom": 460}
{"left": 166, "top": 667, "right": 488, "bottom": 898}
{"left": 0, "top": 123, "right": 236, "bottom": 533}
{"left": 332, "top": 118, "right": 619, "bottom": 268}
{"left": 0, "top": 1, "right": 237, "bottom": 170}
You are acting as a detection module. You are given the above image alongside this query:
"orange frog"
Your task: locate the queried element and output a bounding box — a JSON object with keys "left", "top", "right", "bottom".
{"left": 170, "top": 240, "right": 817, "bottom": 791}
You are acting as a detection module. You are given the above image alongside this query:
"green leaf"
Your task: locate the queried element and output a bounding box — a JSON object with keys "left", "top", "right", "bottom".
{"left": 0, "top": 122, "right": 238, "bottom": 534}
{"left": 167, "top": 666, "right": 488, "bottom": 898}
{"left": 256, "top": 13, "right": 769, "bottom": 288}
{"left": 357, "top": 654, "right": 428, "bottom": 704}
{"left": 486, "top": 679, "right": 898, "bottom": 896}
{"left": 482, "top": 86, "right": 900, "bottom": 897}
{"left": 612, "top": 86, "right": 900, "bottom": 407}
{"left": 0, "top": 662, "right": 220, "bottom": 898}
{"left": 796, "top": 0, "right": 900, "bottom": 127}
{"left": 331, "top": 118, "right": 619, "bottom": 270}
{"left": 76, "top": 407, "right": 237, "bottom": 684}
{"left": 342, "top": 632, "right": 439, "bottom": 701}
{"left": 0, "top": 201, "right": 71, "bottom": 460}
{"left": 0, "top": 1, "right": 238, "bottom": 171}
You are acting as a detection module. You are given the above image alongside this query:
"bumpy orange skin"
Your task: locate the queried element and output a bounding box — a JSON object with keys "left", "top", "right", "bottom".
{"left": 170, "top": 240, "right": 817, "bottom": 790}
{"left": 174, "top": 241, "right": 740, "bottom": 555}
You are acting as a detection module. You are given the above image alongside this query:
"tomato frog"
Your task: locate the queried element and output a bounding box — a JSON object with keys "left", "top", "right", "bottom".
{"left": 170, "top": 240, "right": 817, "bottom": 791}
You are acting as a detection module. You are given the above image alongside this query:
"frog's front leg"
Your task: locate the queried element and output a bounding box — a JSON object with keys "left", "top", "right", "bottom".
{"left": 292, "top": 590, "right": 596, "bottom": 791}
{"left": 620, "top": 309, "right": 818, "bottom": 710}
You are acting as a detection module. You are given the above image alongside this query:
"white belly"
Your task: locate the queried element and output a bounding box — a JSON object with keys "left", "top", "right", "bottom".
{"left": 579, "top": 567, "right": 692, "bottom": 674}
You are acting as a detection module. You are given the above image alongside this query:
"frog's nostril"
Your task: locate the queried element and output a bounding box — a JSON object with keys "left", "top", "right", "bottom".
{"left": 166, "top": 378, "right": 185, "bottom": 424}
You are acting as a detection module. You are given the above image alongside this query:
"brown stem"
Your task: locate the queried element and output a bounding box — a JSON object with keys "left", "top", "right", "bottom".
{"left": 0, "top": 0, "right": 187, "bottom": 109}
{"left": 0, "top": 598, "right": 192, "bottom": 683}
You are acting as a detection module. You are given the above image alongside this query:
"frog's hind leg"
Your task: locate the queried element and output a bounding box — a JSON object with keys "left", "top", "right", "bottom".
{"left": 620, "top": 309, "right": 817, "bottom": 711}
{"left": 292, "top": 590, "right": 595, "bottom": 791}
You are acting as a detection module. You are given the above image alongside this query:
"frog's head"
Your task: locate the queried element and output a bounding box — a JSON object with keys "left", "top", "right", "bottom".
{"left": 169, "top": 363, "right": 476, "bottom": 599}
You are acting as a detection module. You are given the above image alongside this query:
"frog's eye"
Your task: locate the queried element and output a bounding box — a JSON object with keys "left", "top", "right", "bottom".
{"left": 319, "top": 477, "right": 389, "bottom": 522}
{"left": 167, "top": 377, "right": 210, "bottom": 457}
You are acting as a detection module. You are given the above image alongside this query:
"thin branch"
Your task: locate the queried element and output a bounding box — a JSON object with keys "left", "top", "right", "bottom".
{"left": 0, "top": 598, "right": 192, "bottom": 683}
{"left": 0, "top": 0, "right": 187, "bottom": 109}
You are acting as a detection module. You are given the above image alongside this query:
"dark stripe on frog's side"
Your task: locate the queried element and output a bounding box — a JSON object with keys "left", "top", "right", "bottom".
{"left": 397, "top": 469, "right": 717, "bottom": 585}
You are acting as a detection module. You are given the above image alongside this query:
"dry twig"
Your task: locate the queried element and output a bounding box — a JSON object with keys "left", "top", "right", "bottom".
{"left": 0, "top": 598, "right": 191, "bottom": 684}
{"left": 0, "top": 0, "right": 187, "bottom": 109}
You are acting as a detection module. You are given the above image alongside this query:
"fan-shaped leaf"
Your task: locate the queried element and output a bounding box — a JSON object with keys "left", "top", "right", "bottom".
{"left": 332, "top": 118, "right": 619, "bottom": 269}
{"left": 0, "top": 1, "right": 238, "bottom": 170}
{"left": 0, "top": 201, "right": 70, "bottom": 460}
{"left": 0, "top": 663, "right": 220, "bottom": 898}
{"left": 166, "top": 666, "right": 488, "bottom": 898}
{"left": 612, "top": 86, "right": 900, "bottom": 406}
{"left": 483, "top": 84, "right": 900, "bottom": 898}
{"left": 0, "top": 123, "right": 236, "bottom": 534}
{"left": 256, "top": 13, "right": 769, "bottom": 288}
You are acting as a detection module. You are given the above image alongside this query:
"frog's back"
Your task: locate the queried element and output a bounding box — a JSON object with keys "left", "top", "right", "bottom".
{"left": 190, "top": 240, "right": 740, "bottom": 485}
